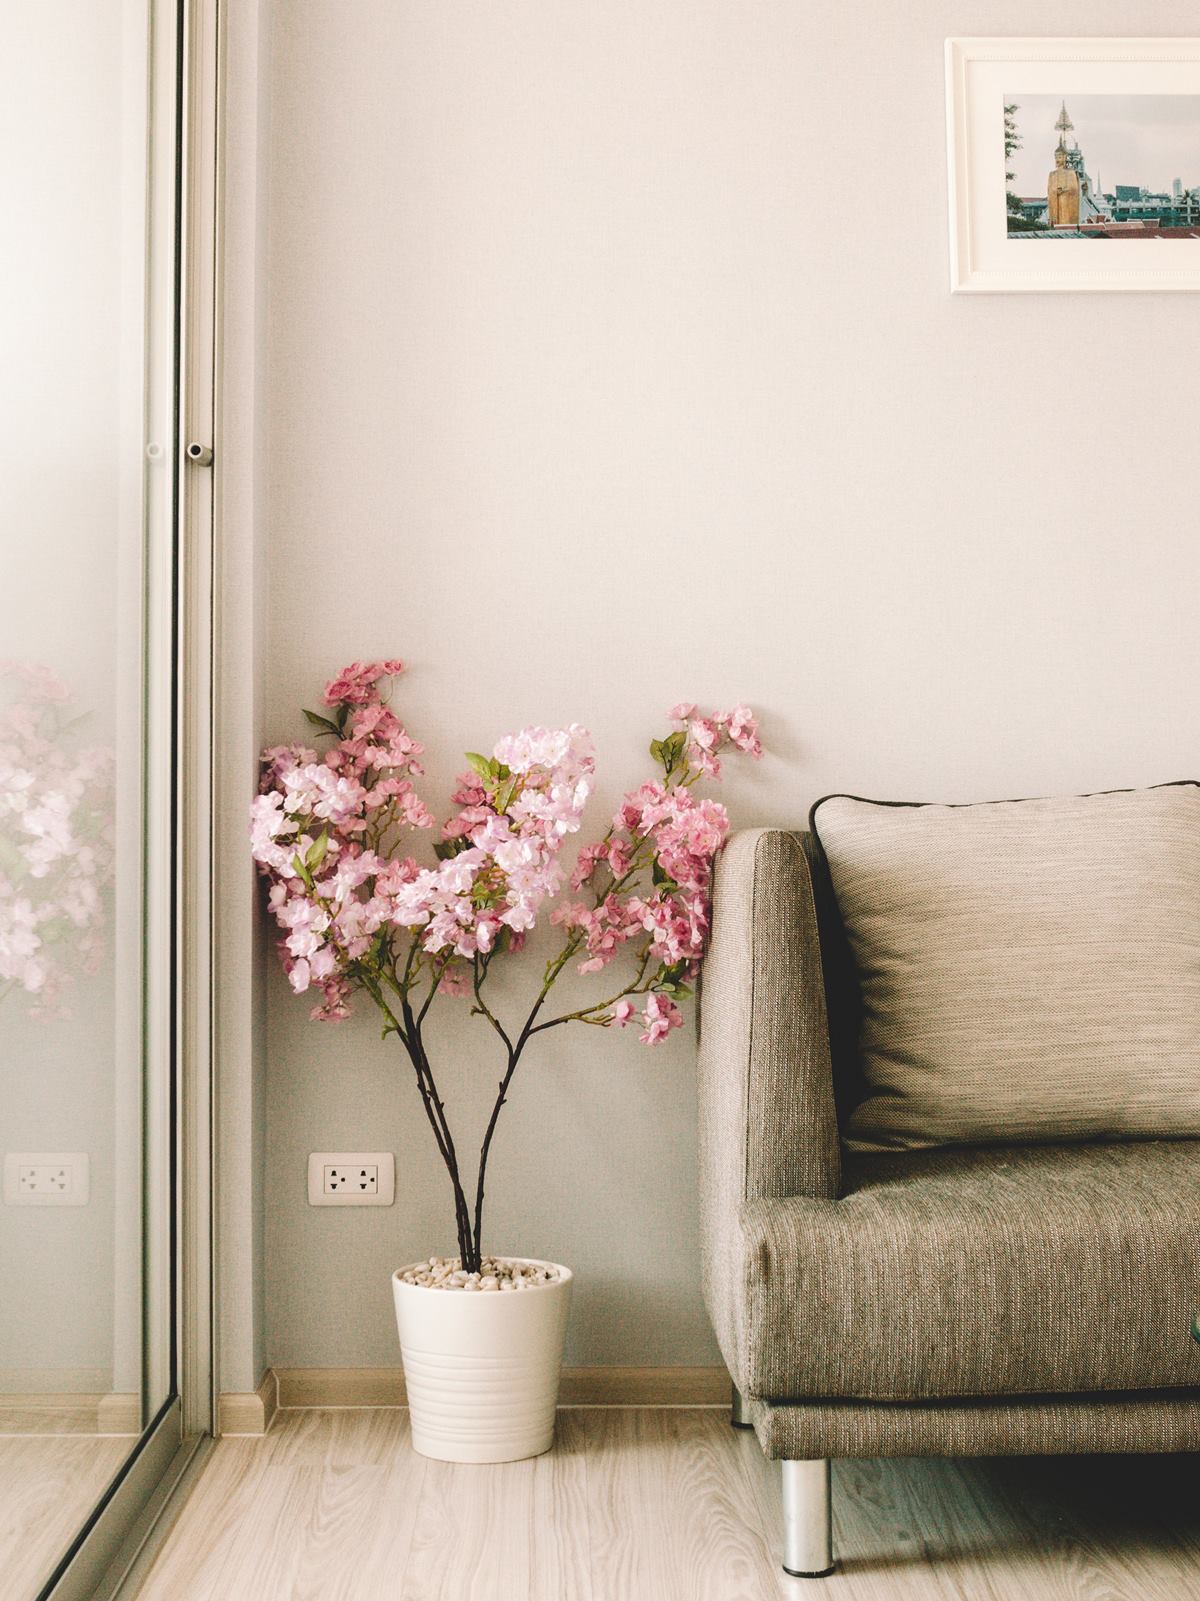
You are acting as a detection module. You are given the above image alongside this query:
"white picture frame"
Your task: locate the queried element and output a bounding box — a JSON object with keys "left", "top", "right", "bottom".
{"left": 945, "top": 36, "right": 1200, "bottom": 292}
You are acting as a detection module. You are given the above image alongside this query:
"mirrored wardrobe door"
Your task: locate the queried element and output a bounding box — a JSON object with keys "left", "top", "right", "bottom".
{"left": 0, "top": 1, "right": 207, "bottom": 1597}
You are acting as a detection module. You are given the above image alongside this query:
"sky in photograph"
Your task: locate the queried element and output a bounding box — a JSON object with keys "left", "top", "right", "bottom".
{"left": 1007, "top": 94, "right": 1200, "bottom": 196}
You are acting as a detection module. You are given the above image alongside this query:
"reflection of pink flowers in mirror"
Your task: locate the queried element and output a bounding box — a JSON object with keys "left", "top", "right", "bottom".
{"left": 0, "top": 662, "right": 114, "bottom": 1016}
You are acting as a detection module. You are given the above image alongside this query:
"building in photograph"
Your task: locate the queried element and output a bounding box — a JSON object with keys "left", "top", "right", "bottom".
{"left": 1011, "top": 101, "right": 1200, "bottom": 237}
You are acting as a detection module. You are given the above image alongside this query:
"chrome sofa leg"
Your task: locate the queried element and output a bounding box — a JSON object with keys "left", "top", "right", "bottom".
{"left": 730, "top": 1384, "right": 753, "bottom": 1430}
{"left": 782, "top": 1458, "right": 834, "bottom": 1578}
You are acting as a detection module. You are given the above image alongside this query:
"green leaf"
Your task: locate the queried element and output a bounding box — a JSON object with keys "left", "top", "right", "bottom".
{"left": 303, "top": 708, "right": 340, "bottom": 736}
{"left": 434, "top": 835, "right": 469, "bottom": 861}
{"left": 494, "top": 776, "right": 522, "bottom": 814}
{"left": 465, "top": 752, "right": 496, "bottom": 782}
{"left": 651, "top": 860, "right": 679, "bottom": 891}
{"left": 655, "top": 975, "right": 692, "bottom": 999}
{"left": 291, "top": 853, "right": 313, "bottom": 889}
{"left": 306, "top": 831, "right": 330, "bottom": 870}
{"left": 650, "top": 738, "right": 663, "bottom": 763}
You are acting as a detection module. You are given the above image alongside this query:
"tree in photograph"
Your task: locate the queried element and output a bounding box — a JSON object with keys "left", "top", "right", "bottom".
{"left": 1004, "top": 102, "right": 1025, "bottom": 219}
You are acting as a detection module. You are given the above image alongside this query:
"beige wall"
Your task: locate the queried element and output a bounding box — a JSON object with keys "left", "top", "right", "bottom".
{"left": 259, "top": 0, "right": 1200, "bottom": 1369}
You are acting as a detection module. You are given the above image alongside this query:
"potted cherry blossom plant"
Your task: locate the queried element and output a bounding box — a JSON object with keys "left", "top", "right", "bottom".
{"left": 251, "top": 658, "right": 760, "bottom": 1462}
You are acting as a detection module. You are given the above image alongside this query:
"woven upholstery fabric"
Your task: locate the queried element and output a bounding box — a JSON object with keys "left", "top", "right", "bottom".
{"left": 750, "top": 1389, "right": 1200, "bottom": 1460}
{"left": 811, "top": 784, "right": 1200, "bottom": 1152}
{"left": 738, "top": 1140, "right": 1200, "bottom": 1401}
{"left": 697, "top": 830, "right": 841, "bottom": 1389}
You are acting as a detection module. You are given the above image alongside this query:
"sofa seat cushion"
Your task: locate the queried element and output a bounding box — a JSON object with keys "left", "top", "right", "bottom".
{"left": 739, "top": 1140, "right": 1200, "bottom": 1401}
{"left": 809, "top": 784, "right": 1200, "bottom": 1152}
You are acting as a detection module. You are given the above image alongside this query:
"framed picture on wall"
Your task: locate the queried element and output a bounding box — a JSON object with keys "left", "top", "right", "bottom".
{"left": 946, "top": 37, "right": 1200, "bottom": 291}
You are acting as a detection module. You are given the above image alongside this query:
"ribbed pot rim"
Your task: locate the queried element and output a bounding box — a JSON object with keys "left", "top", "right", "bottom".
{"left": 393, "top": 1255, "right": 572, "bottom": 1293}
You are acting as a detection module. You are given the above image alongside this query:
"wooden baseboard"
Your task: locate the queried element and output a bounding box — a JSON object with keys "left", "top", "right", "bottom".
{"left": 557, "top": 1366, "right": 729, "bottom": 1407}
{"left": 0, "top": 1393, "right": 105, "bottom": 1434}
{"left": 216, "top": 1368, "right": 278, "bottom": 1436}
{"left": 265, "top": 1364, "right": 728, "bottom": 1415}
{"left": 0, "top": 1391, "right": 141, "bottom": 1436}
{"left": 96, "top": 1392, "right": 141, "bottom": 1434}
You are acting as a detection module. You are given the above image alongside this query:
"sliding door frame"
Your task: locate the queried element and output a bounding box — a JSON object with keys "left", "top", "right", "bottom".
{"left": 176, "top": 0, "right": 219, "bottom": 1453}
{"left": 38, "top": 0, "right": 220, "bottom": 1595}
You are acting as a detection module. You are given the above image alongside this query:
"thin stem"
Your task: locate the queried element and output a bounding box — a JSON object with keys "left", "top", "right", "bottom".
{"left": 530, "top": 952, "right": 653, "bottom": 1035}
{"left": 415, "top": 966, "right": 442, "bottom": 1030}
{"left": 400, "top": 931, "right": 422, "bottom": 989}
{"left": 472, "top": 953, "right": 514, "bottom": 1053}
{"left": 470, "top": 1041, "right": 521, "bottom": 1265}
{"left": 404, "top": 992, "right": 475, "bottom": 1266}
{"left": 469, "top": 939, "right": 582, "bottom": 1263}
{"left": 368, "top": 968, "right": 473, "bottom": 1264}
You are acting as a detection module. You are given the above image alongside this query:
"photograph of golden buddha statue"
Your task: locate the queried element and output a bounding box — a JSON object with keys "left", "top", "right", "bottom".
{"left": 1005, "top": 94, "right": 1200, "bottom": 238}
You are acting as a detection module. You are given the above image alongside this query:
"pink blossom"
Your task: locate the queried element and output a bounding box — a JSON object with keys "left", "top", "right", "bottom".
{"left": 607, "top": 839, "right": 632, "bottom": 879}
{"left": 570, "top": 841, "right": 607, "bottom": 890}
{"left": 683, "top": 715, "right": 722, "bottom": 776}
{"left": 0, "top": 896, "right": 45, "bottom": 992}
{"left": 310, "top": 975, "right": 352, "bottom": 1021}
{"left": 720, "top": 704, "right": 763, "bottom": 759}
{"left": 0, "top": 666, "right": 114, "bottom": 1016}
{"left": 436, "top": 961, "right": 472, "bottom": 997}
{"left": 443, "top": 803, "right": 493, "bottom": 842}
{"left": 253, "top": 660, "right": 760, "bottom": 1052}
{"left": 664, "top": 700, "right": 764, "bottom": 776}
{"left": 1, "top": 660, "right": 71, "bottom": 704}
{"left": 493, "top": 724, "right": 591, "bottom": 779}
{"left": 260, "top": 743, "right": 318, "bottom": 789}
{"left": 564, "top": 894, "right": 645, "bottom": 974}
{"left": 322, "top": 659, "right": 405, "bottom": 708}
{"left": 640, "top": 993, "right": 683, "bottom": 1045}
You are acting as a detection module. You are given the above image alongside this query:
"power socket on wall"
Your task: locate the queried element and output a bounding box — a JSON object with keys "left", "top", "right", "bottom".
{"left": 307, "top": 1152, "right": 395, "bottom": 1207}
{"left": 3, "top": 1152, "right": 90, "bottom": 1207}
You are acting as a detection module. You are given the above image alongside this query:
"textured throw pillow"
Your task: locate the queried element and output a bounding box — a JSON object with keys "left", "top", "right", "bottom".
{"left": 810, "top": 784, "right": 1200, "bottom": 1153}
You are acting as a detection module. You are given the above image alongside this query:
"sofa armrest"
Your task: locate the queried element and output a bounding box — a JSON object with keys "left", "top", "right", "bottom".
{"left": 698, "top": 829, "right": 841, "bottom": 1386}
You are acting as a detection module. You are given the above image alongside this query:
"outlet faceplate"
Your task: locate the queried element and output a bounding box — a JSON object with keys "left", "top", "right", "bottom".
{"left": 307, "top": 1152, "right": 395, "bottom": 1207}
{"left": 4, "top": 1152, "right": 90, "bottom": 1207}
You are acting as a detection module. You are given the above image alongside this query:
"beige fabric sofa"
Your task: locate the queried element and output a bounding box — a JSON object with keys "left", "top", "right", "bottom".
{"left": 697, "top": 828, "right": 1200, "bottom": 1577}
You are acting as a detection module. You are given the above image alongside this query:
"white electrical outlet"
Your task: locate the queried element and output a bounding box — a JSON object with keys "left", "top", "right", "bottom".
{"left": 307, "top": 1152, "right": 394, "bottom": 1207}
{"left": 3, "top": 1152, "right": 90, "bottom": 1207}
{"left": 329, "top": 1163, "right": 378, "bottom": 1195}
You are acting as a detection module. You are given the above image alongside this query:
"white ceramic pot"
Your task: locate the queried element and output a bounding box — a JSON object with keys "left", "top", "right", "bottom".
{"left": 392, "top": 1257, "right": 573, "bottom": 1463}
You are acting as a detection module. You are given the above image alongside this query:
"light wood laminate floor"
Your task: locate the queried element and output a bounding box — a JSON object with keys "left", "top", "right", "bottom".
{"left": 135, "top": 1408, "right": 1200, "bottom": 1601}
{"left": 0, "top": 1435, "right": 133, "bottom": 1601}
